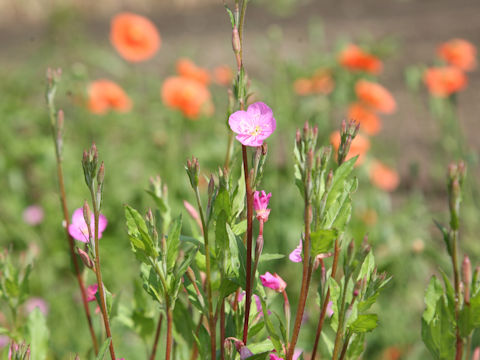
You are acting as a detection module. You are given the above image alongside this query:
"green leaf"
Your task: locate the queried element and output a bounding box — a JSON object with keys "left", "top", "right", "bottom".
{"left": 311, "top": 229, "right": 337, "bottom": 256}
{"left": 258, "top": 297, "right": 283, "bottom": 354}
{"left": 423, "top": 276, "right": 443, "bottom": 323}
{"left": 96, "top": 338, "right": 112, "bottom": 360}
{"left": 259, "top": 253, "right": 285, "bottom": 262}
{"left": 224, "top": 4, "right": 235, "bottom": 28}
{"left": 349, "top": 314, "right": 378, "bottom": 333}
{"left": 166, "top": 215, "right": 182, "bottom": 272}
{"left": 328, "top": 277, "right": 341, "bottom": 332}
{"left": 247, "top": 339, "right": 274, "bottom": 354}
{"left": 215, "top": 210, "right": 229, "bottom": 253}
{"left": 357, "top": 252, "right": 375, "bottom": 282}
{"left": 232, "top": 175, "right": 246, "bottom": 218}
{"left": 125, "top": 205, "right": 158, "bottom": 259}
{"left": 27, "top": 308, "right": 49, "bottom": 360}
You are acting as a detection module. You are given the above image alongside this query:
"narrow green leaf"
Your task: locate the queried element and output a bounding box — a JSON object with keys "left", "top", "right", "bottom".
{"left": 166, "top": 215, "right": 182, "bottom": 272}
{"left": 349, "top": 314, "right": 378, "bottom": 333}
{"left": 27, "top": 308, "right": 49, "bottom": 360}
{"left": 96, "top": 338, "right": 112, "bottom": 360}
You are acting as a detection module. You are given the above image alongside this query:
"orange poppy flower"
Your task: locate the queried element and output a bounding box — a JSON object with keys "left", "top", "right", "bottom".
{"left": 437, "top": 39, "right": 477, "bottom": 72}
{"left": 369, "top": 161, "right": 400, "bottom": 192}
{"left": 176, "top": 58, "right": 211, "bottom": 86}
{"left": 293, "top": 78, "right": 313, "bottom": 96}
{"left": 355, "top": 80, "right": 396, "bottom": 114}
{"left": 338, "top": 44, "right": 383, "bottom": 74}
{"left": 330, "top": 131, "right": 370, "bottom": 165}
{"left": 348, "top": 102, "right": 381, "bottom": 135}
{"left": 110, "top": 13, "right": 160, "bottom": 62}
{"left": 311, "top": 70, "right": 335, "bottom": 94}
{"left": 213, "top": 65, "right": 233, "bottom": 86}
{"left": 161, "top": 76, "right": 213, "bottom": 119}
{"left": 88, "top": 79, "right": 132, "bottom": 115}
{"left": 423, "top": 66, "right": 467, "bottom": 97}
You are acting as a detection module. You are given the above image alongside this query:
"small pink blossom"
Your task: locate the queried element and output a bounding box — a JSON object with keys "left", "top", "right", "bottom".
{"left": 260, "top": 272, "right": 287, "bottom": 292}
{"left": 269, "top": 350, "right": 302, "bottom": 360}
{"left": 25, "top": 297, "right": 49, "bottom": 316}
{"left": 86, "top": 284, "right": 98, "bottom": 302}
{"left": 289, "top": 240, "right": 302, "bottom": 263}
{"left": 0, "top": 336, "right": 9, "bottom": 349}
{"left": 68, "top": 208, "right": 107, "bottom": 243}
{"left": 22, "top": 205, "right": 44, "bottom": 226}
{"left": 228, "top": 102, "right": 276, "bottom": 147}
{"left": 253, "top": 190, "right": 271, "bottom": 222}
{"left": 326, "top": 300, "right": 334, "bottom": 318}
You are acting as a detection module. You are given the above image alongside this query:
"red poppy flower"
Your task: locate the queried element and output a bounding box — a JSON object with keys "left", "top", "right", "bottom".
{"left": 88, "top": 79, "right": 132, "bottom": 114}
{"left": 423, "top": 66, "right": 467, "bottom": 97}
{"left": 437, "top": 39, "right": 477, "bottom": 72}
{"left": 355, "top": 80, "right": 396, "bottom": 114}
{"left": 110, "top": 13, "right": 160, "bottom": 62}
{"left": 369, "top": 161, "right": 400, "bottom": 192}
{"left": 176, "top": 58, "right": 210, "bottom": 86}
{"left": 339, "top": 44, "right": 383, "bottom": 74}
{"left": 348, "top": 102, "right": 381, "bottom": 135}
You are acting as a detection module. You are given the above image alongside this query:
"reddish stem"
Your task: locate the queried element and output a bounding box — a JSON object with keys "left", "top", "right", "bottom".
{"left": 220, "top": 299, "right": 226, "bottom": 360}
{"left": 149, "top": 313, "right": 163, "bottom": 360}
{"left": 165, "top": 308, "right": 173, "bottom": 360}
{"left": 56, "top": 160, "right": 98, "bottom": 354}
{"left": 242, "top": 145, "right": 254, "bottom": 344}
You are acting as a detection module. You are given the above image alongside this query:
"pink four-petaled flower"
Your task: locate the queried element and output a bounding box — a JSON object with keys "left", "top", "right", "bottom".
{"left": 253, "top": 190, "right": 272, "bottom": 222}
{"left": 68, "top": 208, "right": 107, "bottom": 243}
{"left": 86, "top": 284, "right": 98, "bottom": 302}
{"left": 260, "top": 272, "right": 287, "bottom": 292}
{"left": 228, "top": 102, "right": 276, "bottom": 147}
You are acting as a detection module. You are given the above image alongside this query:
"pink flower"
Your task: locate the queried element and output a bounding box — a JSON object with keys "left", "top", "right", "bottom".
{"left": 22, "top": 205, "right": 44, "bottom": 226}
{"left": 253, "top": 190, "right": 271, "bottom": 222}
{"left": 25, "top": 297, "right": 49, "bottom": 316}
{"left": 68, "top": 208, "right": 107, "bottom": 243}
{"left": 270, "top": 354, "right": 282, "bottom": 360}
{"left": 289, "top": 240, "right": 302, "bottom": 263}
{"left": 326, "top": 300, "right": 334, "bottom": 318}
{"left": 228, "top": 102, "right": 276, "bottom": 147}
{"left": 269, "top": 350, "right": 302, "bottom": 360}
{"left": 260, "top": 272, "right": 286, "bottom": 292}
{"left": 86, "top": 284, "right": 98, "bottom": 302}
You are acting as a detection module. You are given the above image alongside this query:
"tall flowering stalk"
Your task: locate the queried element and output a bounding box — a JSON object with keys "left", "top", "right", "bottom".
{"left": 81, "top": 145, "right": 117, "bottom": 360}
{"left": 45, "top": 68, "right": 99, "bottom": 354}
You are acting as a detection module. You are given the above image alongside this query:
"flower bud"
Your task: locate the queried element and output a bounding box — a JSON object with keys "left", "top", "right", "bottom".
{"left": 83, "top": 201, "right": 91, "bottom": 227}
{"left": 97, "top": 162, "right": 105, "bottom": 186}
{"left": 77, "top": 248, "right": 94, "bottom": 270}
{"left": 463, "top": 255, "right": 471, "bottom": 304}
{"left": 232, "top": 26, "right": 241, "bottom": 54}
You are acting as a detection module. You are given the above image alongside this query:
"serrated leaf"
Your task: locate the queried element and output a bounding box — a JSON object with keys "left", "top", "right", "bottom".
{"left": 311, "top": 229, "right": 337, "bottom": 256}
{"left": 349, "top": 314, "right": 378, "bottom": 333}
{"left": 125, "top": 205, "right": 158, "bottom": 259}
{"left": 166, "top": 215, "right": 182, "bottom": 272}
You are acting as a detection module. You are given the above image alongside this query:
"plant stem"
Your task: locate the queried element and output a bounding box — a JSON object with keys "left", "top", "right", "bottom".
{"left": 286, "top": 200, "right": 312, "bottom": 360}
{"left": 451, "top": 229, "right": 463, "bottom": 360}
{"left": 338, "top": 331, "right": 352, "bottom": 360}
{"left": 311, "top": 237, "right": 341, "bottom": 359}
{"left": 46, "top": 87, "right": 99, "bottom": 354}
{"left": 282, "top": 290, "right": 291, "bottom": 340}
{"left": 224, "top": 131, "right": 234, "bottom": 170}
{"left": 242, "top": 145, "right": 254, "bottom": 344}
{"left": 220, "top": 299, "right": 226, "bottom": 360}
{"left": 149, "top": 313, "right": 163, "bottom": 360}
{"left": 194, "top": 187, "right": 216, "bottom": 359}
{"left": 165, "top": 307, "right": 173, "bottom": 360}
{"left": 189, "top": 315, "right": 204, "bottom": 360}
{"left": 332, "top": 277, "right": 350, "bottom": 360}
{"left": 91, "top": 191, "right": 116, "bottom": 360}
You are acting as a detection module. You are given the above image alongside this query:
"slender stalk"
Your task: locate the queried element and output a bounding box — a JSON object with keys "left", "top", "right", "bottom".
{"left": 338, "top": 331, "right": 352, "bottom": 360}
{"left": 220, "top": 299, "right": 226, "bottom": 360}
{"left": 189, "top": 315, "right": 204, "bottom": 360}
{"left": 149, "top": 313, "right": 163, "bottom": 360}
{"left": 242, "top": 145, "right": 254, "bottom": 344}
{"left": 451, "top": 230, "right": 463, "bottom": 360}
{"left": 286, "top": 201, "right": 312, "bottom": 360}
{"left": 165, "top": 308, "right": 173, "bottom": 360}
{"left": 332, "top": 277, "right": 350, "bottom": 359}
{"left": 193, "top": 187, "right": 216, "bottom": 359}
{"left": 90, "top": 191, "right": 116, "bottom": 360}
{"left": 466, "top": 334, "right": 472, "bottom": 360}
{"left": 282, "top": 290, "right": 291, "bottom": 341}
{"left": 224, "top": 131, "right": 234, "bottom": 170}
{"left": 46, "top": 76, "right": 99, "bottom": 353}
{"left": 311, "top": 237, "right": 341, "bottom": 359}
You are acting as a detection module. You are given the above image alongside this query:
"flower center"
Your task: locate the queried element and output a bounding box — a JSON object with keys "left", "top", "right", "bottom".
{"left": 250, "top": 125, "right": 262, "bottom": 137}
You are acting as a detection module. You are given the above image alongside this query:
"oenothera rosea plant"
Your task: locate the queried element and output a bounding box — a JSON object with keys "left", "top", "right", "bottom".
{"left": 121, "top": 2, "right": 389, "bottom": 360}
{"left": 422, "top": 161, "right": 480, "bottom": 360}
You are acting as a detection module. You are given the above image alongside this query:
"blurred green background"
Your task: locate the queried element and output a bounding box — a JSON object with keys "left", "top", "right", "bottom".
{"left": 0, "top": 0, "right": 479, "bottom": 359}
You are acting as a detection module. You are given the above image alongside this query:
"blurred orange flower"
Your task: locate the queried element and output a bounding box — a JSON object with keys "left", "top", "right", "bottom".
{"left": 355, "top": 80, "right": 396, "bottom": 114}
{"left": 369, "top": 161, "right": 400, "bottom": 192}
{"left": 339, "top": 44, "right": 383, "bottom": 74}
{"left": 437, "top": 39, "right": 477, "bottom": 72}
{"left": 161, "top": 76, "right": 213, "bottom": 119}
{"left": 88, "top": 79, "right": 132, "bottom": 115}
{"left": 213, "top": 65, "right": 233, "bottom": 86}
{"left": 293, "top": 70, "right": 334, "bottom": 96}
{"left": 348, "top": 102, "right": 381, "bottom": 135}
{"left": 423, "top": 66, "right": 467, "bottom": 97}
{"left": 330, "top": 131, "right": 370, "bottom": 165}
{"left": 110, "top": 13, "right": 160, "bottom": 62}
{"left": 176, "top": 58, "right": 211, "bottom": 86}
{"left": 311, "top": 70, "right": 335, "bottom": 94}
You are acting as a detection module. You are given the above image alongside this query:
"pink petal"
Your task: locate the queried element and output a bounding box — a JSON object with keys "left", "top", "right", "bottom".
{"left": 71, "top": 208, "right": 85, "bottom": 225}
{"left": 289, "top": 240, "right": 303, "bottom": 263}
{"left": 68, "top": 223, "right": 89, "bottom": 243}
{"left": 228, "top": 110, "right": 249, "bottom": 134}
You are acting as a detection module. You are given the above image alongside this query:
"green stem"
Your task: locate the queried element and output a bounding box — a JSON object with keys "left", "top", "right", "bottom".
{"left": 451, "top": 230, "right": 463, "bottom": 360}
{"left": 194, "top": 187, "right": 216, "bottom": 358}
{"left": 90, "top": 190, "right": 116, "bottom": 360}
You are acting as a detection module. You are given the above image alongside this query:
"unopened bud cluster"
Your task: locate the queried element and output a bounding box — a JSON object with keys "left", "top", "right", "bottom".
{"left": 337, "top": 119, "right": 360, "bottom": 166}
